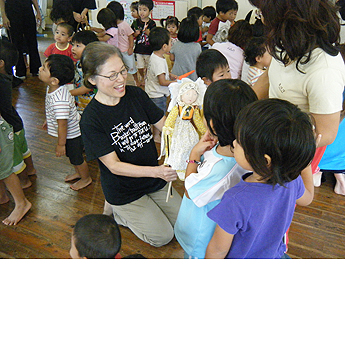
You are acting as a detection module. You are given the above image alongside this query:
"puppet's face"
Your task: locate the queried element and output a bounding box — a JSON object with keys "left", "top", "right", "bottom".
{"left": 181, "top": 89, "right": 198, "bottom": 105}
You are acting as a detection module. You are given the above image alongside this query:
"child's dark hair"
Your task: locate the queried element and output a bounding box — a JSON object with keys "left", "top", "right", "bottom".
{"left": 107, "top": 1, "right": 125, "bottom": 21}
{"left": 97, "top": 8, "right": 118, "bottom": 29}
{"left": 196, "top": 49, "right": 228, "bottom": 81}
{"left": 149, "top": 27, "right": 170, "bottom": 51}
{"left": 177, "top": 17, "right": 200, "bottom": 43}
{"left": 203, "top": 79, "right": 258, "bottom": 147}
{"left": 216, "top": 0, "right": 238, "bottom": 14}
{"left": 203, "top": 6, "right": 216, "bottom": 20}
{"left": 244, "top": 36, "right": 267, "bottom": 65}
{"left": 138, "top": 0, "right": 154, "bottom": 11}
{"left": 50, "top": 0, "right": 74, "bottom": 25}
{"left": 57, "top": 22, "right": 74, "bottom": 37}
{"left": 160, "top": 16, "right": 179, "bottom": 29}
{"left": 71, "top": 30, "right": 98, "bottom": 45}
{"left": 46, "top": 54, "right": 74, "bottom": 85}
{"left": 73, "top": 214, "right": 122, "bottom": 259}
{"left": 130, "top": 1, "right": 139, "bottom": 11}
{"left": 228, "top": 19, "right": 253, "bottom": 49}
{"left": 235, "top": 99, "right": 316, "bottom": 186}
{"left": 0, "top": 40, "right": 19, "bottom": 74}
{"left": 187, "top": 6, "right": 203, "bottom": 21}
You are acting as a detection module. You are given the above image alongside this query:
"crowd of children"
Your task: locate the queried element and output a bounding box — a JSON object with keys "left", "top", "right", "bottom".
{"left": 1, "top": 0, "right": 340, "bottom": 260}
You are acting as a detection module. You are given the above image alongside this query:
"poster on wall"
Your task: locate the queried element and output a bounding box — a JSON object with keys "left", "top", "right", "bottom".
{"left": 151, "top": 1, "right": 175, "bottom": 20}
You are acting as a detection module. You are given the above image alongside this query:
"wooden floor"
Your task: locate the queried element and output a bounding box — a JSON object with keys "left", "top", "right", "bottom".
{"left": 1, "top": 36, "right": 345, "bottom": 259}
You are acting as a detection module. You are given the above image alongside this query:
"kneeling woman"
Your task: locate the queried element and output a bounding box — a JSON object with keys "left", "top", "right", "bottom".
{"left": 80, "top": 42, "right": 181, "bottom": 247}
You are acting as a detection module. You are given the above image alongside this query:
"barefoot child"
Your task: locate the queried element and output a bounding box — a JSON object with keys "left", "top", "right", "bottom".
{"left": 205, "top": 99, "right": 316, "bottom": 259}
{"left": 39, "top": 54, "right": 92, "bottom": 191}
{"left": 174, "top": 79, "right": 257, "bottom": 259}
{"left": 0, "top": 40, "right": 36, "bottom": 189}
{"left": 0, "top": 115, "right": 31, "bottom": 226}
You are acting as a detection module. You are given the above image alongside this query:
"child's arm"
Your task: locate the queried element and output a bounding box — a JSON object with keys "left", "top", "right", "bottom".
{"left": 157, "top": 73, "right": 176, "bottom": 86}
{"left": 206, "top": 33, "right": 215, "bottom": 46}
{"left": 170, "top": 53, "right": 175, "bottom": 61}
{"left": 56, "top": 119, "right": 67, "bottom": 157}
{"left": 90, "top": 27, "right": 105, "bottom": 34}
{"left": 128, "top": 34, "right": 134, "bottom": 55}
{"left": 97, "top": 32, "right": 112, "bottom": 42}
{"left": 70, "top": 86, "right": 92, "bottom": 97}
{"left": 205, "top": 224, "right": 234, "bottom": 258}
{"left": 296, "top": 165, "right": 314, "bottom": 206}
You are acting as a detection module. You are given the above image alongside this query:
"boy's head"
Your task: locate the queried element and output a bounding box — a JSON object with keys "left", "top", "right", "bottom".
{"left": 202, "top": 6, "right": 216, "bottom": 23}
{"left": 204, "top": 79, "right": 257, "bottom": 147}
{"left": 138, "top": 0, "right": 153, "bottom": 21}
{"left": 71, "top": 30, "right": 98, "bottom": 61}
{"left": 245, "top": 36, "right": 271, "bottom": 68}
{"left": 177, "top": 16, "right": 200, "bottom": 43}
{"left": 39, "top": 54, "right": 74, "bottom": 86}
{"left": 130, "top": 1, "right": 139, "bottom": 18}
{"left": 70, "top": 214, "right": 122, "bottom": 259}
{"left": 234, "top": 99, "right": 316, "bottom": 186}
{"left": 216, "top": 0, "right": 238, "bottom": 23}
{"left": 55, "top": 22, "right": 74, "bottom": 44}
{"left": 196, "top": 49, "right": 231, "bottom": 85}
{"left": 97, "top": 8, "right": 118, "bottom": 30}
{"left": 149, "top": 27, "right": 171, "bottom": 52}
{"left": 187, "top": 7, "right": 204, "bottom": 26}
{"left": 50, "top": 0, "right": 74, "bottom": 25}
{"left": 107, "top": 1, "right": 125, "bottom": 21}
{"left": 0, "top": 40, "right": 19, "bottom": 74}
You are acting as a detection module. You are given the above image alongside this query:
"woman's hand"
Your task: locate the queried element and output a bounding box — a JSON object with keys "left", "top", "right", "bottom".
{"left": 155, "top": 165, "right": 178, "bottom": 182}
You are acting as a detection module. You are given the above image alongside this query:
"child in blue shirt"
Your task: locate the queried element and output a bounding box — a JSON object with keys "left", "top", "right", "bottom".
{"left": 174, "top": 79, "right": 258, "bottom": 258}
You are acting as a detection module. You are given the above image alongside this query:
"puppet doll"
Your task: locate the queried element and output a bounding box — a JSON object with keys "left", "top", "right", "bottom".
{"left": 160, "top": 78, "right": 207, "bottom": 181}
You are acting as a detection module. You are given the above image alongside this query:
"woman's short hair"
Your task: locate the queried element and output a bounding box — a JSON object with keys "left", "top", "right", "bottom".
{"left": 234, "top": 99, "right": 316, "bottom": 186}
{"left": 203, "top": 79, "right": 257, "bottom": 147}
{"left": 81, "top": 42, "right": 124, "bottom": 88}
{"left": 253, "top": 0, "right": 340, "bottom": 71}
{"left": 177, "top": 17, "right": 200, "bottom": 43}
{"left": 227, "top": 19, "right": 253, "bottom": 49}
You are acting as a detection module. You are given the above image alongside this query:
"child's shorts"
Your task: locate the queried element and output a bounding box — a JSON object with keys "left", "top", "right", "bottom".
{"left": 0, "top": 117, "right": 14, "bottom": 180}
{"left": 66, "top": 136, "right": 84, "bottom": 166}
{"left": 151, "top": 95, "right": 167, "bottom": 114}
{"left": 122, "top": 51, "right": 137, "bottom": 74}
{"left": 135, "top": 53, "right": 150, "bottom": 69}
{"left": 13, "top": 129, "right": 31, "bottom": 174}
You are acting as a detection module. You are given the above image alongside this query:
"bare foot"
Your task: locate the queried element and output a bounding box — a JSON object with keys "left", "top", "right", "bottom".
{"left": 334, "top": 173, "right": 345, "bottom": 195}
{"left": 70, "top": 177, "right": 92, "bottom": 191}
{"left": 2, "top": 198, "right": 32, "bottom": 226}
{"left": 20, "top": 178, "right": 32, "bottom": 189}
{"left": 313, "top": 171, "right": 322, "bottom": 187}
{"left": 65, "top": 172, "right": 81, "bottom": 182}
{"left": 0, "top": 192, "right": 10, "bottom": 204}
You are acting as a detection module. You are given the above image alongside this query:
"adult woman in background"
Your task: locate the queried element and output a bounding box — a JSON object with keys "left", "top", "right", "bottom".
{"left": 249, "top": 0, "right": 345, "bottom": 184}
{"left": 80, "top": 42, "right": 181, "bottom": 247}
{"left": 0, "top": 0, "right": 41, "bottom": 78}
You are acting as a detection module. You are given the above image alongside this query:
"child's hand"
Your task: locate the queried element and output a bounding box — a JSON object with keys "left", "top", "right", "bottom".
{"left": 128, "top": 47, "right": 134, "bottom": 55}
{"left": 191, "top": 130, "right": 217, "bottom": 157}
{"left": 169, "top": 73, "right": 178, "bottom": 81}
{"left": 42, "top": 120, "right": 47, "bottom": 130}
{"left": 56, "top": 144, "right": 66, "bottom": 157}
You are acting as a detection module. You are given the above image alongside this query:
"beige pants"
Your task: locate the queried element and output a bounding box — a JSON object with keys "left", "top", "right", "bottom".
{"left": 107, "top": 184, "right": 182, "bottom": 247}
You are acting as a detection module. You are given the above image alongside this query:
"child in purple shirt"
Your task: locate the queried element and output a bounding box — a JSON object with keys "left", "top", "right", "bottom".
{"left": 205, "top": 99, "right": 316, "bottom": 259}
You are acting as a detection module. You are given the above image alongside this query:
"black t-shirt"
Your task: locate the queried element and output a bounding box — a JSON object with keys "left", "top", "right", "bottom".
{"left": 0, "top": 74, "right": 23, "bottom": 132}
{"left": 133, "top": 18, "right": 156, "bottom": 55}
{"left": 80, "top": 86, "right": 166, "bottom": 205}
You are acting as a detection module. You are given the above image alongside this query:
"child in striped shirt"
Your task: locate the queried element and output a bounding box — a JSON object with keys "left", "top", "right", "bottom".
{"left": 39, "top": 54, "right": 92, "bottom": 191}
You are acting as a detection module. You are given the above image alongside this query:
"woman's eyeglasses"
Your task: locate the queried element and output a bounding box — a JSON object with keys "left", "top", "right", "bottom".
{"left": 96, "top": 67, "right": 128, "bottom": 81}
